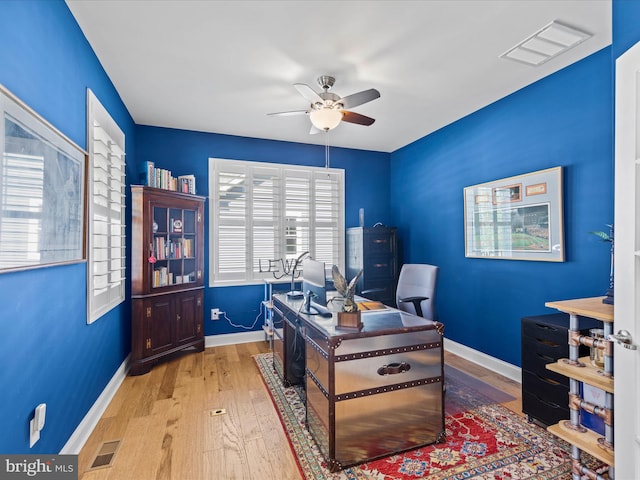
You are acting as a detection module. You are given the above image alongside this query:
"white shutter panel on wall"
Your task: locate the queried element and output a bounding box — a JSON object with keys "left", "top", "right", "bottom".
{"left": 284, "top": 169, "right": 311, "bottom": 261}
{"left": 87, "top": 89, "right": 126, "bottom": 323}
{"left": 215, "top": 165, "right": 248, "bottom": 282}
{"left": 252, "top": 167, "right": 280, "bottom": 274}
{"left": 313, "top": 170, "right": 342, "bottom": 267}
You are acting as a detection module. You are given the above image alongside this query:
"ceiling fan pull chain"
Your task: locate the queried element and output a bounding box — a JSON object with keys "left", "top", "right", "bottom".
{"left": 325, "top": 130, "right": 330, "bottom": 169}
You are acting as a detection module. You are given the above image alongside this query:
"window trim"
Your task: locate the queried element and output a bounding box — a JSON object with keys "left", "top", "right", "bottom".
{"left": 86, "top": 89, "right": 126, "bottom": 323}
{"left": 208, "top": 158, "right": 345, "bottom": 287}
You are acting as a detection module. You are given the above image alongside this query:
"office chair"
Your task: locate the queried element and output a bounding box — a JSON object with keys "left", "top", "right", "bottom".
{"left": 396, "top": 263, "right": 444, "bottom": 393}
{"left": 396, "top": 264, "right": 438, "bottom": 320}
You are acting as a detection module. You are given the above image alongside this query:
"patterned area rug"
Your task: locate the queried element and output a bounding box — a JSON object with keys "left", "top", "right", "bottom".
{"left": 254, "top": 353, "right": 605, "bottom": 480}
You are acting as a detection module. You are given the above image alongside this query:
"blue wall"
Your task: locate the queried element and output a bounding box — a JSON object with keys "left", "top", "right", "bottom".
{"left": 135, "top": 126, "right": 391, "bottom": 335}
{"left": 0, "top": 1, "right": 136, "bottom": 453}
{"left": 613, "top": 0, "right": 640, "bottom": 58}
{"left": 390, "top": 48, "right": 614, "bottom": 366}
{"left": 1, "top": 0, "right": 638, "bottom": 457}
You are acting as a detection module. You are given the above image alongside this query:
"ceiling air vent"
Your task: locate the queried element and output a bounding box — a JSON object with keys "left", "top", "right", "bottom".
{"left": 500, "top": 20, "right": 592, "bottom": 66}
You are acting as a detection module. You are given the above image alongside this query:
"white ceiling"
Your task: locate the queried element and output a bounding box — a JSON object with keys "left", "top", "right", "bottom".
{"left": 66, "top": 0, "right": 611, "bottom": 153}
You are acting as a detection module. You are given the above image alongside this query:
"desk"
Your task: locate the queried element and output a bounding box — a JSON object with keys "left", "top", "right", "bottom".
{"left": 272, "top": 293, "right": 445, "bottom": 472}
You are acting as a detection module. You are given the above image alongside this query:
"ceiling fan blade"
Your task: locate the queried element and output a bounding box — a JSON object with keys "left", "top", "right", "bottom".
{"left": 342, "top": 110, "right": 375, "bottom": 126}
{"left": 294, "top": 83, "right": 323, "bottom": 104}
{"left": 338, "top": 88, "right": 380, "bottom": 109}
{"left": 267, "top": 110, "right": 309, "bottom": 117}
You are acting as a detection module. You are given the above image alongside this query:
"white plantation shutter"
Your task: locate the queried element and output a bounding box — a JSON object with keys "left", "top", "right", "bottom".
{"left": 87, "top": 90, "right": 126, "bottom": 323}
{"left": 253, "top": 167, "right": 280, "bottom": 274}
{"left": 216, "top": 165, "right": 247, "bottom": 281}
{"left": 313, "top": 170, "right": 342, "bottom": 265}
{"left": 209, "top": 158, "right": 344, "bottom": 285}
{"left": 284, "top": 170, "right": 311, "bottom": 260}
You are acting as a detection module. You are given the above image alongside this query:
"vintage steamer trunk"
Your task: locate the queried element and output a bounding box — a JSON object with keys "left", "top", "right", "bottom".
{"left": 273, "top": 294, "right": 445, "bottom": 472}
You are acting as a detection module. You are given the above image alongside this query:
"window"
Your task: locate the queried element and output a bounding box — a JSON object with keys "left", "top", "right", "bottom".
{"left": 209, "top": 158, "right": 344, "bottom": 285}
{"left": 86, "top": 90, "right": 126, "bottom": 323}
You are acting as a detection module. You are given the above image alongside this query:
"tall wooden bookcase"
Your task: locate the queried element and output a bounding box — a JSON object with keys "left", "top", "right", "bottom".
{"left": 130, "top": 186, "right": 206, "bottom": 375}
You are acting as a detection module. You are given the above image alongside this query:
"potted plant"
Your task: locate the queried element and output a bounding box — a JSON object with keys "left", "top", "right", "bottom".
{"left": 590, "top": 224, "right": 614, "bottom": 305}
{"left": 331, "top": 265, "right": 363, "bottom": 329}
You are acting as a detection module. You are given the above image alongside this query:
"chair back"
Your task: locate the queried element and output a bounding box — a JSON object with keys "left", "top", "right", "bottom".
{"left": 396, "top": 264, "right": 438, "bottom": 320}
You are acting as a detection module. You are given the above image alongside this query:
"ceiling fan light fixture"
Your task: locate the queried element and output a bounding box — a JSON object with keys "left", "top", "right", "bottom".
{"left": 269, "top": 75, "right": 379, "bottom": 134}
{"left": 310, "top": 108, "right": 343, "bottom": 131}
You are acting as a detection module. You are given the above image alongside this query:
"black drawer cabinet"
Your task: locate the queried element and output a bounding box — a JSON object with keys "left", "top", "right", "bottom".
{"left": 272, "top": 298, "right": 306, "bottom": 387}
{"left": 521, "top": 313, "right": 600, "bottom": 426}
{"left": 346, "top": 226, "right": 398, "bottom": 306}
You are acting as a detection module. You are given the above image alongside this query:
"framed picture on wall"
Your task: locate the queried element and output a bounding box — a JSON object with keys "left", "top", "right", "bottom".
{"left": 463, "top": 166, "right": 564, "bottom": 262}
{"left": 0, "top": 84, "right": 87, "bottom": 272}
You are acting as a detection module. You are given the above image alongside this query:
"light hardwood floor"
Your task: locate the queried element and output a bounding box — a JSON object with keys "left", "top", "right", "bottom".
{"left": 77, "top": 342, "right": 522, "bottom": 480}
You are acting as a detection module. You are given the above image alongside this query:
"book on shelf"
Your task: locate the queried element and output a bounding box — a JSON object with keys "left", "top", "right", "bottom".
{"left": 154, "top": 266, "right": 169, "bottom": 287}
{"left": 169, "top": 238, "right": 193, "bottom": 258}
{"left": 153, "top": 267, "right": 180, "bottom": 287}
{"left": 178, "top": 174, "right": 196, "bottom": 194}
{"left": 155, "top": 168, "right": 176, "bottom": 190}
{"left": 183, "top": 238, "right": 193, "bottom": 257}
{"left": 169, "top": 239, "right": 181, "bottom": 259}
{"left": 138, "top": 161, "right": 196, "bottom": 194}
{"left": 154, "top": 237, "right": 166, "bottom": 260}
{"left": 139, "top": 161, "right": 155, "bottom": 187}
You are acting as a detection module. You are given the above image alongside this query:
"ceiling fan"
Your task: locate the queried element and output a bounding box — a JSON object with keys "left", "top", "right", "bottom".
{"left": 268, "top": 75, "right": 380, "bottom": 134}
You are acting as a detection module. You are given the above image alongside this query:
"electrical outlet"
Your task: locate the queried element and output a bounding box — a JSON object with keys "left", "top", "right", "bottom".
{"left": 211, "top": 308, "right": 220, "bottom": 320}
{"left": 30, "top": 403, "right": 46, "bottom": 448}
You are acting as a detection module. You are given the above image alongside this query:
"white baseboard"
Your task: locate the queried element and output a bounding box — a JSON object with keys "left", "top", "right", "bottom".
{"left": 60, "top": 355, "right": 130, "bottom": 455}
{"left": 444, "top": 338, "right": 521, "bottom": 384}
{"left": 205, "top": 330, "right": 266, "bottom": 348}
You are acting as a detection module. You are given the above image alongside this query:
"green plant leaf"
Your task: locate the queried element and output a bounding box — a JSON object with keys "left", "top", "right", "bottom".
{"left": 589, "top": 230, "right": 611, "bottom": 241}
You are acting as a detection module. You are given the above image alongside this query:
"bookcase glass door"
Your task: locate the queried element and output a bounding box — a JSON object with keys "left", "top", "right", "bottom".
{"left": 152, "top": 205, "right": 198, "bottom": 289}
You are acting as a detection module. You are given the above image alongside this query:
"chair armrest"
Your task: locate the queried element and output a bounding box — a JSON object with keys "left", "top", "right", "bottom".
{"left": 398, "top": 296, "right": 429, "bottom": 318}
{"left": 399, "top": 296, "right": 429, "bottom": 303}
